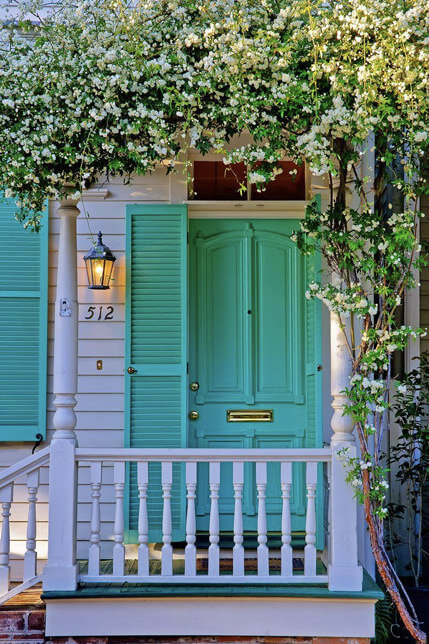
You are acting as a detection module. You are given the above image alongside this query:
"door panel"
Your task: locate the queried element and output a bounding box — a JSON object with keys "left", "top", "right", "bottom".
{"left": 254, "top": 233, "right": 303, "bottom": 402}
{"left": 256, "top": 240, "right": 291, "bottom": 397}
{"left": 189, "top": 219, "right": 321, "bottom": 535}
{"left": 195, "top": 231, "right": 248, "bottom": 402}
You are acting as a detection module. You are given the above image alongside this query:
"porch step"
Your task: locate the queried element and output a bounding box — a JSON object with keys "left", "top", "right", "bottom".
{"left": 42, "top": 575, "right": 381, "bottom": 641}
{"left": 0, "top": 581, "right": 377, "bottom": 643}
{"left": 41, "top": 572, "right": 380, "bottom": 641}
{"left": 0, "top": 581, "right": 375, "bottom": 644}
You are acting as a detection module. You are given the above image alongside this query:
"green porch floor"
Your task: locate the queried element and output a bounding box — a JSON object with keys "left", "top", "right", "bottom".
{"left": 42, "top": 570, "right": 383, "bottom": 601}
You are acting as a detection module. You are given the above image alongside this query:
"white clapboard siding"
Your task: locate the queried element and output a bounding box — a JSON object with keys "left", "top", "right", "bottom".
{"left": 49, "top": 218, "right": 127, "bottom": 237}
{"left": 46, "top": 411, "right": 125, "bottom": 431}
{"left": 46, "top": 375, "right": 125, "bottom": 395}
{"left": 0, "top": 171, "right": 182, "bottom": 574}
{"left": 0, "top": 467, "right": 50, "bottom": 574}
{"left": 4, "top": 483, "right": 49, "bottom": 505}
{"left": 49, "top": 286, "right": 126, "bottom": 305}
{"left": 48, "top": 267, "right": 126, "bottom": 287}
{"left": 47, "top": 393, "right": 124, "bottom": 413}
{"left": 78, "top": 323, "right": 125, "bottom": 341}
{"left": 9, "top": 503, "right": 49, "bottom": 523}
{"left": 49, "top": 234, "right": 125, "bottom": 253}
{"left": 47, "top": 431, "right": 125, "bottom": 448}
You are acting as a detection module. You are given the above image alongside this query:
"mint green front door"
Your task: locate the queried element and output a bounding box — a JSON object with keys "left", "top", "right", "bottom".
{"left": 188, "top": 219, "right": 322, "bottom": 535}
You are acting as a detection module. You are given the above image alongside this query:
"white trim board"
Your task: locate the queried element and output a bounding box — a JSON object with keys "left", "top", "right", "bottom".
{"left": 186, "top": 200, "right": 307, "bottom": 218}
{"left": 45, "top": 596, "right": 376, "bottom": 638}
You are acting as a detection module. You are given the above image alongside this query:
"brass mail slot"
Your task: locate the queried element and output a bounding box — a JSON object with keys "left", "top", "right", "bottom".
{"left": 227, "top": 409, "right": 273, "bottom": 422}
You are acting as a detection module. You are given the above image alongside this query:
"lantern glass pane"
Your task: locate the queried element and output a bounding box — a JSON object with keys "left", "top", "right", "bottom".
{"left": 103, "top": 259, "right": 114, "bottom": 287}
{"left": 92, "top": 259, "right": 104, "bottom": 287}
{"left": 84, "top": 258, "right": 92, "bottom": 286}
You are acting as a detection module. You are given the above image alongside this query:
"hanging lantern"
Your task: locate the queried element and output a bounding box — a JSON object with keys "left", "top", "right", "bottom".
{"left": 84, "top": 231, "right": 116, "bottom": 290}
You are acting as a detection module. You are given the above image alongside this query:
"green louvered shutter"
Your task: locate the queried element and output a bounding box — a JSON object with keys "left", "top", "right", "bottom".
{"left": 125, "top": 204, "right": 187, "bottom": 542}
{"left": 303, "top": 195, "right": 323, "bottom": 547}
{"left": 0, "top": 198, "right": 48, "bottom": 441}
{"left": 304, "top": 194, "right": 322, "bottom": 450}
{"left": 305, "top": 255, "right": 322, "bottom": 448}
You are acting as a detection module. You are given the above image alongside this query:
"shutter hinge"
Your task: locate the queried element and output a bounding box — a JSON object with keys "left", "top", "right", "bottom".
{"left": 187, "top": 362, "right": 189, "bottom": 374}
{"left": 187, "top": 232, "right": 189, "bottom": 244}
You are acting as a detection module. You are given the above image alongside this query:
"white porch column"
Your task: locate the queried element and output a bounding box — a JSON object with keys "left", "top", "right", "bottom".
{"left": 328, "top": 311, "right": 363, "bottom": 591}
{"left": 43, "top": 197, "right": 79, "bottom": 591}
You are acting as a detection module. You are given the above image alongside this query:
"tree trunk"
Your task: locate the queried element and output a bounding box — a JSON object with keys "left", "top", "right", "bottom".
{"left": 362, "top": 469, "right": 427, "bottom": 643}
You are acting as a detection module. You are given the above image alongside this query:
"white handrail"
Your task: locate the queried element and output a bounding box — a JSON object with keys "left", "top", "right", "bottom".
{"left": 0, "top": 447, "right": 50, "bottom": 490}
{"left": 76, "top": 447, "right": 331, "bottom": 463}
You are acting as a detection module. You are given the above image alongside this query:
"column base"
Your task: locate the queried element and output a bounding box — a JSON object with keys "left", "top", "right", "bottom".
{"left": 43, "top": 564, "right": 78, "bottom": 592}
{"left": 328, "top": 564, "right": 363, "bottom": 591}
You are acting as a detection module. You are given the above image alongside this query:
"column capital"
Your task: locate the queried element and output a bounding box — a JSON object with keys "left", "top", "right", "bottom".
{"left": 58, "top": 196, "right": 80, "bottom": 211}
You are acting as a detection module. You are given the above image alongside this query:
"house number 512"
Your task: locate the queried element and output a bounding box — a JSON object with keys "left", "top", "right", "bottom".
{"left": 85, "top": 305, "right": 114, "bottom": 320}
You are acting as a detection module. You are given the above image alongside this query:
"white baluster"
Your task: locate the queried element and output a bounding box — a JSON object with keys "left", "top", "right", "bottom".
{"left": 0, "top": 484, "right": 13, "bottom": 595}
{"left": 161, "top": 462, "right": 173, "bottom": 576}
{"left": 326, "top": 461, "right": 332, "bottom": 558}
{"left": 137, "top": 462, "right": 149, "bottom": 577}
{"left": 88, "top": 462, "right": 102, "bottom": 577}
{"left": 304, "top": 462, "right": 318, "bottom": 577}
{"left": 113, "top": 462, "right": 125, "bottom": 576}
{"left": 24, "top": 470, "right": 39, "bottom": 581}
{"left": 208, "top": 462, "right": 220, "bottom": 577}
{"left": 233, "top": 462, "right": 244, "bottom": 577}
{"left": 256, "top": 462, "right": 269, "bottom": 576}
{"left": 281, "top": 462, "right": 293, "bottom": 577}
{"left": 185, "top": 462, "right": 197, "bottom": 577}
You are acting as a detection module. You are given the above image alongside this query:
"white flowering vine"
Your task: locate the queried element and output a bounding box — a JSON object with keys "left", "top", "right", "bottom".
{"left": 1, "top": 0, "right": 428, "bottom": 641}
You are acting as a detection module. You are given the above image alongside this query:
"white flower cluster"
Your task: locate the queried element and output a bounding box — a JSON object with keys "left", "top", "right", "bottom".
{"left": 0, "top": 0, "right": 427, "bottom": 228}
{"left": 305, "top": 282, "right": 377, "bottom": 319}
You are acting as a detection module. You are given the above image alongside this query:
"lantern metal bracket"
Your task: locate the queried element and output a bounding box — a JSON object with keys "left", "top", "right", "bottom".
{"left": 59, "top": 298, "right": 72, "bottom": 317}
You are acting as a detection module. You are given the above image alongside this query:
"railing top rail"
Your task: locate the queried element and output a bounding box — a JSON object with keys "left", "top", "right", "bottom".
{"left": 0, "top": 445, "right": 50, "bottom": 490}
{"left": 75, "top": 447, "right": 332, "bottom": 463}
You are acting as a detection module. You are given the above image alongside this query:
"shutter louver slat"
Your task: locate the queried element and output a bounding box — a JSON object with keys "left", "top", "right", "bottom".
{"left": 126, "top": 205, "right": 187, "bottom": 543}
{"left": 0, "top": 198, "right": 48, "bottom": 441}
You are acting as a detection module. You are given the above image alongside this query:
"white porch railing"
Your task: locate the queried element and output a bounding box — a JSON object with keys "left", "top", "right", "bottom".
{"left": 0, "top": 446, "right": 50, "bottom": 604}
{"left": 76, "top": 448, "right": 330, "bottom": 585}
{"left": 0, "top": 443, "right": 363, "bottom": 598}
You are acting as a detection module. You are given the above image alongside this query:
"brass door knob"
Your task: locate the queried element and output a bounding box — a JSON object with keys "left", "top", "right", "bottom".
{"left": 190, "top": 382, "right": 199, "bottom": 391}
{"left": 127, "top": 367, "right": 137, "bottom": 374}
{"left": 189, "top": 411, "right": 199, "bottom": 420}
